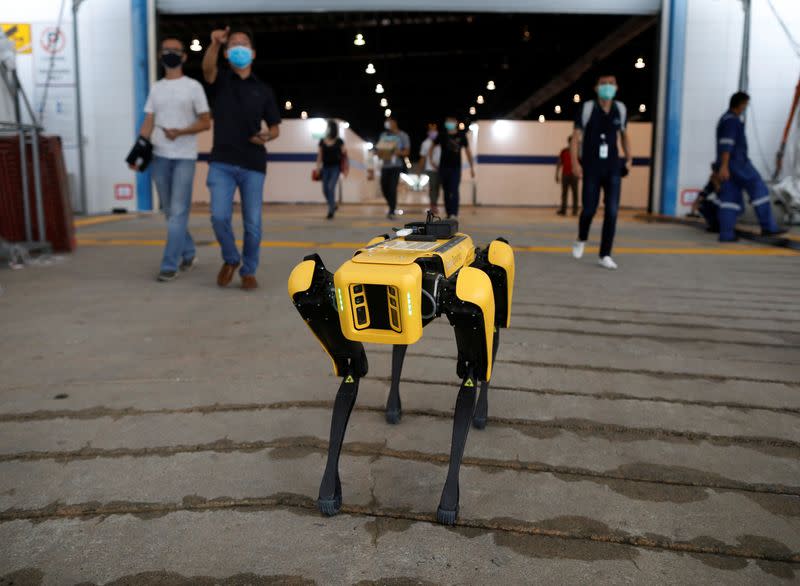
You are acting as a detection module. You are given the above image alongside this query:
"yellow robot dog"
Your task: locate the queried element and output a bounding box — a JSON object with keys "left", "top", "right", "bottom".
{"left": 288, "top": 213, "right": 514, "bottom": 525}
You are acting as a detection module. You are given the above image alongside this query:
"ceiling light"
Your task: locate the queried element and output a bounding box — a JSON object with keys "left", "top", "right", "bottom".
{"left": 301, "top": 111, "right": 308, "bottom": 120}
{"left": 365, "top": 142, "right": 374, "bottom": 150}
{"left": 354, "top": 33, "right": 365, "bottom": 47}
{"left": 284, "top": 100, "right": 292, "bottom": 111}
{"left": 469, "top": 106, "right": 477, "bottom": 115}
{"left": 538, "top": 114, "right": 545, "bottom": 123}
{"left": 635, "top": 57, "right": 645, "bottom": 69}
{"left": 573, "top": 93, "right": 581, "bottom": 103}
{"left": 375, "top": 83, "right": 384, "bottom": 94}
{"left": 487, "top": 80, "right": 496, "bottom": 91}
{"left": 342, "top": 121, "right": 350, "bottom": 129}
{"left": 458, "top": 122, "right": 465, "bottom": 130}
{"left": 190, "top": 39, "right": 202, "bottom": 52}
{"left": 385, "top": 108, "right": 392, "bottom": 117}
{"left": 477, "top": 95, "right": 485, "bottom": 105}
{"left": 380, "top": 98, "right": 388, "bottom": 107}
{"left": 469, "top": 123, "right": 479, "bottom": 133}
{"left": 554, "top": 105, "right": 562, "bottom": 114}
{"left": 366, "top": 63, "right": 376, "bottom": 74}
{"left": 639, "top": 103, "right": 647, "bottom": 113}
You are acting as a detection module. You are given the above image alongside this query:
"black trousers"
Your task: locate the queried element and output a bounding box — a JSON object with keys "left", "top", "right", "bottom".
{"left": 560, "top": 175, "right": 579, "bottom": 214}
{"left": 381, "top": 167, "right": 401, "bottom": 213}
{"left": 578, "top": 170, "right": 621, "bottom": 258}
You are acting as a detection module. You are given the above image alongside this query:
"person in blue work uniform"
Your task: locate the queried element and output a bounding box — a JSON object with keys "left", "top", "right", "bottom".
{"left": 716, "top": 92, "right": 785, "bottom": 242}
{"left": 571, "top": 74, "right": 633, "bottom": 270}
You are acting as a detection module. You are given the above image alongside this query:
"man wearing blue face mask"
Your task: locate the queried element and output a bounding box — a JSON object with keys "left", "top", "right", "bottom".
{"left": 202, "top": 27, "right": 282, "bottom": 291}
{"left": 571, "top": 74, "right": 632, "bottom": 270}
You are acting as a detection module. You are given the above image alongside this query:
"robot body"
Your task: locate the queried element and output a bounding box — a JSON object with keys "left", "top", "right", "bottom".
{"left": 288, "top": 214, "right": 515, "bottom": 524}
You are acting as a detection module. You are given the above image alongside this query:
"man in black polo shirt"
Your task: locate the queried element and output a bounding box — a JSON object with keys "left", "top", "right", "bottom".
{"left": 202, "top": 27, "right": 281, "bottom": 290}
{"left": 571, "top": 74, "right": 632, "bottom": 270}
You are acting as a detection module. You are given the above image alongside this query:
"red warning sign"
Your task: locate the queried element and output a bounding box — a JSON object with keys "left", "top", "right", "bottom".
{"left": 114, "top": 183, "right": 134, "bottom": 201}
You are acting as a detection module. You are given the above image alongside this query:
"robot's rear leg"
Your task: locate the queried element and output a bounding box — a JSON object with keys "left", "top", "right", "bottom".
{"left": 318, "top": 371, "right": 360, "bottom": 516}
{"left": 436, "top": 368, "right": 477, "bottom": 525}
{"left": 473, "top": 329, "right": 500, "bottom": 430}
{"left": 385, "top": 344, "right": 407, "bottom": 424}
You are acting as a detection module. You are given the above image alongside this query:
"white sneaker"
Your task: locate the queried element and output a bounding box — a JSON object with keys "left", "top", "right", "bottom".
{"left": 572, "top": 241, "right": 585, "bottom": 259}
{"left": 598, "top": 256, "right": 618, "bottom": 270}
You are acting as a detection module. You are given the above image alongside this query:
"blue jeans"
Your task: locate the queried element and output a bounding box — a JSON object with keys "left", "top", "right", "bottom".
{"left": 440, "top": 166, "right": 462, "bottom": 217}
{"left": 207, "top": 161, "right": 266, "bottom": 276}
{"left": 578, "top": 170, "right": 621, "bottom": 258}
{"left": 321, "top": 165, "right": 340, "bottom": 213}
{"left": 151, "top": 156, "right": 197, "bottom": 273}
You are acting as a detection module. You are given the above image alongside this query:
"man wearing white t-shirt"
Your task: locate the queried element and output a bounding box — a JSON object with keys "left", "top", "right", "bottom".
{"left": 419, "top": 123, "right": 442, "bottom": 215}
{"left": 132, "top": 38, "right": 211, "bottom": 282}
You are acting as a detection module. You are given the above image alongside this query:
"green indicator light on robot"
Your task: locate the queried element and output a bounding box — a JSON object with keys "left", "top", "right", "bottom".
{"left": 337, "top": 288, "right": 344, "bottom": 312}
{"left": 407, "top": 291, "right": 413, "bottom": 315}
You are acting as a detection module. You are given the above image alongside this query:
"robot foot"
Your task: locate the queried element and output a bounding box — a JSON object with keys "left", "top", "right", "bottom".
{"left": 318, "top": 496, "right": 342, "bottom": 516}
{"left": 318, "top": 475, "right": 343, "bottom": 516}
{"left": 472, "top": 416, "right": 487, "bottom": 430}
{"left": 436, "top": 505, "right": 459, "bottom": 526}
{"left": 385, "top": 408, "right": 402, "bottom": 424}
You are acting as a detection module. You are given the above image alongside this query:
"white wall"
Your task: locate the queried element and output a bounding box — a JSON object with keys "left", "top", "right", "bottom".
{"left": 189, "top": 119, "right": 374, "bottom": 205}
{"left": 476, "top": 120, "right": 653, "bottom": 207}
{"left": 676, "top": 0, "right": 800, "bottom": 214}
{"left": 4, "top": 0, "right": 137, "bottom": 214}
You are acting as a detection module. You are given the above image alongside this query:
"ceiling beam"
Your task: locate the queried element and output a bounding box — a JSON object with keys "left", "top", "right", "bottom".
{"left": 505, "top": 15, "right": 657, "bottom": 119}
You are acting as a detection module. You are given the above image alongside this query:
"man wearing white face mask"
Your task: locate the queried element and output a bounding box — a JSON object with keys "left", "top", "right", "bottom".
{"left": 571, "top": 74, "right": 632, "bottom": 270}
{"left": 202, "top": 27, "right": 281, "bottom": 291}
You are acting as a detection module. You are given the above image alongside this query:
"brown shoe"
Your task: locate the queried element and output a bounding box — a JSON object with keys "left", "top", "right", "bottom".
{"left": 217, "top": 262, "right": 240, "bottom": 287}
{"left": 241, "top": 275, "right": 259, "bottom": 291}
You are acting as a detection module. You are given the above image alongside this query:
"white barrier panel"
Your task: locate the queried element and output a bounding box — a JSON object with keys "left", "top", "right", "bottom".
{"left": 188, "top": 118, "right": 652, "bottom": 208}
{"left": 475, "top": 120, "right": 653, "bottom": 208}
{"left": 190, "top": 118, "right": 375, "bottom": 206}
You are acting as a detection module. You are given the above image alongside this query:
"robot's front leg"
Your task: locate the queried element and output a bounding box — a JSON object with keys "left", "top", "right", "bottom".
{"left": 437, "top": 367, "right": 478, "bottom": 525}
{"left": 436, "top": 267, "right": 496, "bottom": 525}
{"left": 319, "top": 369, "right": 360, "bottom": 515}
{"left": 288, "top": 254, "right": 368, "bottom": 516}
{"left": 385, "top": 344, "right": 407, "bottom": 424}
{"left": 473, "top": 328, "right": 500, "bottom": 430}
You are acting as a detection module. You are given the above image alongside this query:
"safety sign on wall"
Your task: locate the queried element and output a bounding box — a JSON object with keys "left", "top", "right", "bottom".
{"left": 0, "top": 23, "right": 32, "bottom": 55}
{"left": 31, "top": 23, "right": 77, "bottom": 150}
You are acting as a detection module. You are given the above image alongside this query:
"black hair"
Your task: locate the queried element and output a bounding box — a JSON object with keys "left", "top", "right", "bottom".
{"left": 160, "top": 37, "right": 185, "bottom": 51}
{"left": 567, "top": 135, "right": 573, "bottom": 142}
{"left": 326, "top": 119, "right": 339, "bottom": 139}
{"left": 730, "top": 91, "right": 750, "bottom": 110}
{"left": 228, "top": 28, "right": 255, "bottom": 50}
{"left": 596, "top": 73, "right": 616, "bottom": 83}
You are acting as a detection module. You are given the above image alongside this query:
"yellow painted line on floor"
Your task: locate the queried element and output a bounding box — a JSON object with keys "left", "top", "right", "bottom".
{"left": 74, "top": 214, "right": 139, "bottom": 227}
{"left": 75, "top": 237, "right": 798, "bottom": 256}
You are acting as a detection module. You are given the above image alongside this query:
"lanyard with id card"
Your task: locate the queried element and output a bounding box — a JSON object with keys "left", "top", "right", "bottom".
{"left": 599, "top": 133, "right": 609, "bottom": 160}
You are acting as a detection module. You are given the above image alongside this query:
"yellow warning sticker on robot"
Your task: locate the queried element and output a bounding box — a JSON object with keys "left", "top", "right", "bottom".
{"left": 465, "top": 378, "right": 474, "bottom": 387}
{"left": 1, "top": 23, "right": 32, "bottom": 54}
{"left": 345, "top": 375, "right": 355, "bottom": 383}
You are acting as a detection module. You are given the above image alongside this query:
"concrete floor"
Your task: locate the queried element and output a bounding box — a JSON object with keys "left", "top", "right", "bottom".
{"left": 1, "top": 204, "right": 799, "bottom": 585}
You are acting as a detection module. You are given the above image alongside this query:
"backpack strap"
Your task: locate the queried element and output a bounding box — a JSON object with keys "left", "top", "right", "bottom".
{"left": 615, "top": 101, "right": 627, "bottom": 131}
{"left": 581, "top": 100, "right": 595, "bottom": 130}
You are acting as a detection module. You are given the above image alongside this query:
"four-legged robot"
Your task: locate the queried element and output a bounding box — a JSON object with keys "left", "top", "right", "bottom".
{"left": 288, "top": 214, "right": 515, "bottom": 524}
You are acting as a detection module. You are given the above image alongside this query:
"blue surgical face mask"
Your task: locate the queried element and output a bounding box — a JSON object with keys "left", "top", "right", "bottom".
{"left": 597, "top": 83, "right": 617, "bottom": 101}
{"left": 228, "top": 45, "right": 253, "bottom": 69}
{"left": 427, "top": 130, "right": 438, "bottom": 139}
{"left": 444, "top": 121, "right": 457, "bottom": 131}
